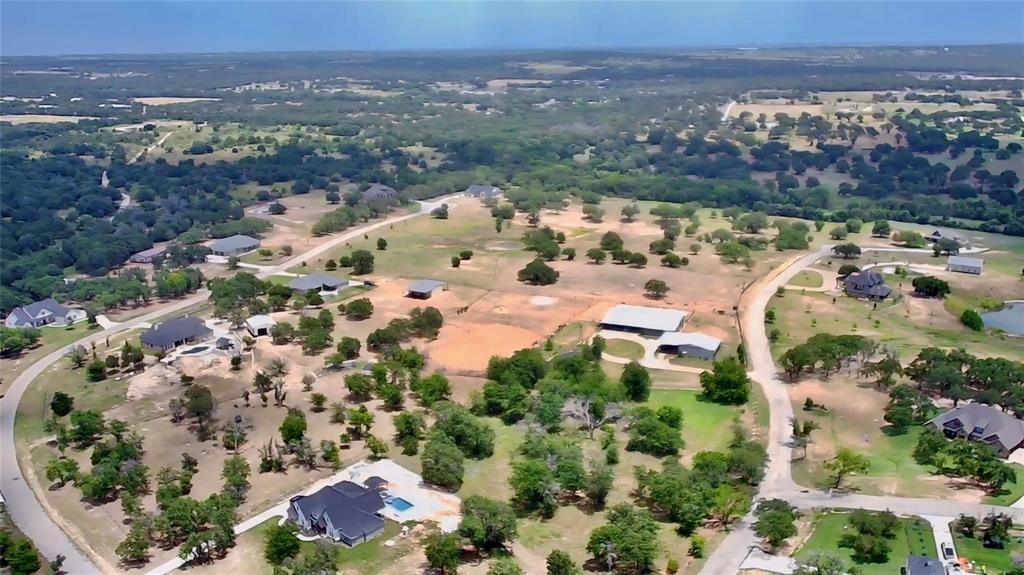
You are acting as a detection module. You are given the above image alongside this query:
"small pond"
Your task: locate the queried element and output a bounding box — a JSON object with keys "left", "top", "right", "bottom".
{"left": 982, "top": 301, "right": 1024, "bottom": 336}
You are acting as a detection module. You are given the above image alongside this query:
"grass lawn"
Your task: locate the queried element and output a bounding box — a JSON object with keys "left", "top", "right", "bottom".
{"left": 0, "top": 322, "right": 95, "bottom": 393}
{"left": 954, "top": 529, "right": 1024, "bottom": 573}
{"left": 796, "top": 511, "right": 936, "bottom": 575}
{"left": 244, "top": 518, "right": 408, "bottom": 573}
{"left": 603, "top": 338, "right": 645, "bottom": 360}
{"left": 458, "top": 418, "right": 525, "bottom": 501}
{"left": 984, "top": 464, "right": 1024, "bottom": 506}
{"left": 646, "top": 389, "right": 740, "bottom": 455}
{"left": 788, "top": 270, "right": 824, "bottom": 288}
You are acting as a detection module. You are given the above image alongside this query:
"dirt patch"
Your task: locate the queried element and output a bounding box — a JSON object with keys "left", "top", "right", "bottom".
{"left": 428, "top": 323, "right": 539, "bottom": 372}
{"left": 0, "top": 114, "right": 99, "bottom": 124}
{"left": 542, "top": 206, "right": 664, "bottom": 238}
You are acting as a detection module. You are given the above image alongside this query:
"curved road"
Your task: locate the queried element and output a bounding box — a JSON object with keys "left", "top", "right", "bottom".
{"left": 0, "top": 197, "right": 453, "bottom": 574}
{"left": 698, "top": 245, "right": 1019, "bottom": 574}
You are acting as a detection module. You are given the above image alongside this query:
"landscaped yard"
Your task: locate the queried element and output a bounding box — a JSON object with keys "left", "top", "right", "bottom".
{"left": 603, "top": 338, "right": 645, "bottom": 360}
{"left": 954, "top": 528, "right": 1024, "bottom": 573}
{"left": 646, "top": 389, "right": 742, "bottom": 456}
{"left": 796, "top": 511, "right": 936, "bottom": 575}
{"left": 0, "top": 321, "right": 95, "bottom": 392}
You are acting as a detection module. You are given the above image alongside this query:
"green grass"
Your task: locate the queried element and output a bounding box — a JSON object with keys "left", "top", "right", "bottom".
{"left": 954, "top": 529, "right": 1024, "bottom": 573}
{"left": 1, "top": 321, "right": 95, "bottom": 386}
{"left": 796, "top": 511, "right": 936, "bottom": 575}
{"left": 459, "top": 418, "right": 526, "bottom": 501}
{"left": 645, "top": 389, "right": 740, "bottom": 455}
{"left": 983, "top": 464, "right": 1024, "bottom": 506}
{"left": 246, "top": 518, "right": 407, "bottom": 573}
{"left": 788, "top": 270, "right": 824, "bottom": 288}
{"left": 603, "top": 338, "right": 645, "bottom": 360}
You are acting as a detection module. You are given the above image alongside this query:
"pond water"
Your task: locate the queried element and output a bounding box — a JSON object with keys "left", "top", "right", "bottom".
{"left": 982, "top": 301, "right": 1024, "bottom": 336}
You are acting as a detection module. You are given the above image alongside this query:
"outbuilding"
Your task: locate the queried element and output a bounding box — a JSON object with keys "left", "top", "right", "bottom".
{"left": 209, "top": 234, "right": 260, "bottom": 257}
{"left": 946, "top": 255, "right": 984, "bottom": 275}
{"left": 406, "top": 279, "right": 449, "bottom": 299}
{"left": 656, "top": 332, "right": 722, "bottom": 360}
{"left": 129, "top": 246, "right": 167, "bottom": 264}
{"left": 362, "top": 183, "right": 399, "bottom": 202}
{"left": 599, "top": 304, "right": 689, "bottom": 337}
{"left": 288, "top": 273, "right": 348, "bottom": 295}
{"left": 245, "top": 315, "right": 276, "bottom": 337}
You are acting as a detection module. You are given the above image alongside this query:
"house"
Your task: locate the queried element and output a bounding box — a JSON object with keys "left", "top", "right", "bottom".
{"left": 406, "top": 279, "right": 449, "bottom": 299}
{"left": 129, "top": 246, "right": 166, "bottom": 264}
{"left": 926, "top": 229, "right": 966, "bottom": 245}
{"left": 841, "top": 271, "right": 892, "bottom": 300}
{"left": 464, "top": 184, "right": 502, "bottom": 199}
{"left": 209, "top": 234, "right": 260, "bottom": 257}
{"left": 140, "top": 316, "right": 213, "bottom": 351}
{"left": 245, "top": 315, "right": 276, "bottom": 337}
{"left": 903, "top": 555, "right": 944, "bottom": 575}
{"left": 5, "top": 299, "right": 86, "bottom": 329}
{"left": 599, "top": 304, "right": 689, "bottom": 337}
{"left": 287, "top": 479, "right": 386, "bottom": 546}
{"left": 361, "top": 183, "right": 398, "bottom": 202}
{"left": 927, "top": 403, "right": 1024, "bottom": 458}
{"left": 287, "top": 273, "right": 347, "bottom": 295}
{"left": 947, "top": 255, "right": 984, "bottom": 275}
{"left": 656, "top": 331, "right": 722, "bottom": 360}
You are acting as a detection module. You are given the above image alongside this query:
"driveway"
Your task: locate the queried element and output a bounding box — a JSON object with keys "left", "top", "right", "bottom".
{"left": 597, "top": 330, "right": 708, "bottom": 374}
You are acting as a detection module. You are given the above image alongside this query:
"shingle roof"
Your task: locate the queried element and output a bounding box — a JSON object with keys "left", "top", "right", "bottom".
{"left": 843, "top": 271, "right": 892, "bottom": 298}
{"left": 656, "top": 331, "right": 722, "bottom": 352}
{"left": 18, "top": 298, "right": 71, "bottom": 320}
{"left": 209, "top": 234, "right": 259, "bottom": 252}
{"left": 600, "top": 304, "right": 688, "bottom": 333}
{"left": 131, "top": 246, "right": 166, "bottom": 258}
{"left": 906, "top": 555, "right": 944, "bottom": 575}
{"left": 928, "top": 403, "right": 1024, "bottom": 452}
{"left": 407, "top": 279, "right": 448, "bottom": 294}
{"left": 287, "top": 272, "right": 347, "bottom": 292}
{"left": 292, "top": 480, "right": 384, "bottom": 540}
{"left": 140, "top": 316, "right": 212, "bottom": 348}
{"left": 948, "top": 255, "right": 984, "bottom": 269}
{"left": 362, "top": 183, "right": 397, "bottom": 199}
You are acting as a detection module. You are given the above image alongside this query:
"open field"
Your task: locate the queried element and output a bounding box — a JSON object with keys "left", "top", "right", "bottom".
{"left": 0, "top": 114, "right": 100, "bottom": 123}
{"left": 795, "top": 511, "right": 935, "bottom": 575}
{"left": 0, "top": 322, "right": 95, "bottom": 395}
{"left": 132, "top": 97, "right": 221, "bottom": 105}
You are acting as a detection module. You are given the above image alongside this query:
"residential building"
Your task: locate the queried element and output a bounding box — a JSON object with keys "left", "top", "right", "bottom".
{"left": 5, "top": 299, "right": 86, "bottom": 329}
{"left": 903, "top": 555, "right": 944, "bottom": 575}
{"left": 129, "top": 246, "right": 167, "bottom": 264}
{"left": 946, "top": 255, "right": 984, "bottom": 275}
{"left": 287, "top": 273, "right": 347, "bottom": 295}
{"left": 140, "top": 316, "right": 213, "bottom": 351}
{"left": 361, "top": 183, "right": 398, "bottom": 202}
{"left": 599, "top": 304, "right": 689, "bottom": 337}
{"left": 209, "top": 234, "right": 260, "bottom": 257}
{"left": 406, "top": 279, "right": 449, "bottom": 299}
{"left": 464, "top": 184, "right": 502, "bottom": 199}
{"left": 656, "top": 331, "right": 722, "bottom": 360}
{"left": 287, "top": 479, "right": 386, "bottom": 546}
{"left": 926, "top": 229, "right": 966, "bottom": 245}
{"left": 841, "top": 271, "right": 892, "bottom": 300}
{"left": 927, "top": 403, "right": 1024, "bottom": 458}
{"left": 245, "top": 315, "right": 276, "bottom": 337}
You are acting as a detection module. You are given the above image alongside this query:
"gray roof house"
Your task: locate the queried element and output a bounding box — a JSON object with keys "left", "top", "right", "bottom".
{"left": 600, "top": 304, "right": 689, "bottom": 337}
{"left": 140, "top": 316, "right": 213, "bottom": 351}
{"left": 926, "top": 229, "right": 966, "bottom": 245}
{"left": 208, "top": 234, "right": 260, "bottom": 257}
{"left": 465, "top": 184, "right": 502, "bottom": 199}
{"left": 287, "top": 479, "right": 385, "bottom": 547}
{"left": 406, "top": 279, "right": 449, "bottom": 299}
{"left": 947, "top": 255, "right": 984, "bottom": 275}
{"left": 287, "top": 273, "right": 348, "bottom": 294}
{"left": 927, "top": 403, "right": 1024, "bottom": 458}
{"left": 656, "top": 332, "right": 722, "bottom": 360}
{"left": 5, "top": 299, "right": 86, "bottom": 329}
{"left": 362, "top": 183, "right": 399, "bottom": 202}
{"left": 841, "top": 271, "right": 892, "bottom": 300}
{"left": 904, "top": 555, "right": 944, "bottom": 575}
{"left": 129, "top": 246, "right": 167, "bottom": 264}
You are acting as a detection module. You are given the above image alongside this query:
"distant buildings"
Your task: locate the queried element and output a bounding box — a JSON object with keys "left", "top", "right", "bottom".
{"left": 946, "top": 255, "right": 984, "bottom": 275}
{"left": 927, "top": 403, "right": 1024, "bottom": 458}
{"left": 464, "top": 184, "right": 502, "bottom": 199}
{"left": 140, "top": 316, "right": 213, "bottom": 351}
{"left": 361, "top": 183, "right": 399, "bottom": 202}
{"left": 208, "top": 235, "right": 260, "bottom": 257}
{"left": 287, "top": 273, "right": 347, "bottom": 295}
{"left": 840, "top": 271, "right": 892, "bottom": 300}
{"left": 599, "top": 304, "right": 689, "bottom": 337}
{"left": 406, "top": 279, "right": 449, "bottom": 299}
{"left": 926, "top": 229, "right": 966, "bottom": 246}
{"left": 129, "top": 246, "right": 167, "bottom": 264}
{"left": 287, "top": 478, "right": 386, "bottom": 546}
{"left": 5, "top": 298, "right": 86, "bottom": 329}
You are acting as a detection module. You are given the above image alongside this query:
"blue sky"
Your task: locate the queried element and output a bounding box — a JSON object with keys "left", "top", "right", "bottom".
{"left": 1, "top": 1, "right": 1022, "bottom": 56}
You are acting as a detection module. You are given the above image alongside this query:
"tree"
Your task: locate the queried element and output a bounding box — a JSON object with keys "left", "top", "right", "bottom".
{"left": 422, "top": 434, "right": 465, "bottom": 490}
{"left": 586, "top": 248, "right": 607, "bottom": 264}
{"left": 517, "top": 259, "right": 559, "bottom": 285}
{"left": 45, "top": 457, "right": 79, "bottom": 487}
{"left": 350, "top": 249, "right": 375, "bottom": 274}
{"left": 643, "top": 279, "right": 669, "bottom": 298}
{"left": 621, "top": 203, "right": 641, "bottom": 222}
{"left": 893, "top": 230, "right": 927, "bottom": 248}
{"left": 825, "top": 448, "right": 870, "bottom": 489}
{"left": 264, "top": 522, "right": 301, "bottom": 565}
{"left": 376, "top": 237, "right": 388, "bottom": 250}
{"left": 871, "top": 220, "right": 891, "bottom": 237}
{"left": 68, "top": 409, "right": 105, "bottom": 445}
{"left": 754, "top": 499, "right": 798, "bottom": 549}
{"left": 221, "top": 455, "right": 251, "bottom": 502}
{"left": 961, "top": 309, "right": 985, "bottom": 331}
{"left": 424, "top": 532, "right": 461, "bottom": 575}
{"left": 620, "top": 361, "right": 651, "bottom": 401}
{"left": 546, "top": 550, "right": 581, "bottom": 575}
{"left": 828, "top": 226, "right": 849, "bottom": 240}
{"left": 934, "top": 237, "right": 961, "bottom": 256}
{"left": 661, "top": 253, "right": 684, "bottom": 268}
{"left": 5, "top": 538, "right": 41, "bottom": 575}
{"left": 279, "top": 408, "right": 307, "bottom": 445}
{"left": 586, "top": 462, "right": 614, "bottom": 508}
{"left": 487, "top": 558, "right": 523, "bottom": 575}
{"left": 458, "top": 495, "right": 518, "bottom": 551}
{"left": 366, "top": 435, "right": 389, "bottom": 458}
{"left": 86, "top": 358, "right": 107, "bottom": 382}
{"left": 600, "top": 232, "right": 623, "bottom": 251}
{"left": 50, "top": 391, "right": 74, "bottom": 417}
{"left": 832, "top": 243, "right": 861, "bottom": 259}
{"left": 586, "top": 505, "right": 659, "bottom": 573}
{"left": 629, "top": 252, "right": 648, "bottom": 268}
{"left": 795, "top": 552, "right": 851, "bottom": 575}
{"left": 510, "top": 459, "right": 557, "bottom": 515}
{"left": 700, "top": 357, "right": 750, "bottom": 404}
{"left": 345, "top": 297, "right": 374, "bottom": 320}
{"left": 912, "top": 276, "right": 951, "bottom": 298}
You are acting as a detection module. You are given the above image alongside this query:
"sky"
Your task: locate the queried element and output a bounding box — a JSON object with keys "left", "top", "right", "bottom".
{"left": 1, "top": 1, "right": 1022, "bottom": 56}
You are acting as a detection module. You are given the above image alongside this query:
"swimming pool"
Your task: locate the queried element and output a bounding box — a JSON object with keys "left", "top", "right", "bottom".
{"left": 181, "top": 346, "right": 210, "bottom": 355}
{"left": 386, "top": 497, "right": 414, "bottom": 512}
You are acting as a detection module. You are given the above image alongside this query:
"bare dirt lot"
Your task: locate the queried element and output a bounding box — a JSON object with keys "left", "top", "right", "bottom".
{"left": 0, "top": 114, "right": 100, "bottom": 124}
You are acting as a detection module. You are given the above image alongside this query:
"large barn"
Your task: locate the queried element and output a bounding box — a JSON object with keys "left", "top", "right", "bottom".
{"left": 599, "top": 304, "right": 688, "bottom": 337}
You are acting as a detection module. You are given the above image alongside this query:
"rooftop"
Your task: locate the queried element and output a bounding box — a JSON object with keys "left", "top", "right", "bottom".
{"left": 407, "top": 279, "right": 448, "bottom": 294}
{"left": 11, "top": 298, "right": 71, "bottom": 320}
{"left": 929, "top": 403, "right": 1024, "bottom": 452}
{"left": 948, "top": 255, "right": 984, "bottom": 268}
{"left": 288, "top": 272, "right": 347, "bottom": 291}
{"left": 209, "top": 234, "right": 260, "bottom": 252}
{"left": 600, "top": 304, "right": 689, "bottom": 333}
{"left": 140, "top": 316, "right": 212, "bottom": 347}
{"left": 906, "top": 555, "right": 944, "bottom": 575}
{"left": 656, "top": 331, "right": 722, "bottom": 351}
{"left": 245, "top": 314, "right": 276, "bottom": 329}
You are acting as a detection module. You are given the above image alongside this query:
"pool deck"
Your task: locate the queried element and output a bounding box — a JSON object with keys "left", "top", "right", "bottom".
{"left": 346, "top": 460, "right": 462, "bottom": 531}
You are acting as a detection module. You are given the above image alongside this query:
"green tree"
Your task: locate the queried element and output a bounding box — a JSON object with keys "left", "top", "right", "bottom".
{"left": 5, "top": 538, "right": 41, "bottom": 575}
{"left": 960, "top": 309, "right": 985, "bottom": 331}
{"left": 50, "top": 391, "right": 75, "bottom": 417}
{"left": 458, "top": 495, "right": 518, "bottom": 551}
{"left": 424, "top": 532, "right": 462, "bottom": 575}
{"left": 825, "top": 448, "right": 870, "bottom": 489}
{"left": 350, "top": 249, "right": 375, "bottom": 274}
{"left": 45, "top": 457, "right": 79, "bottom": 487}
{"left": 871, "top": 220, "right": 892, "bottom": 237}
{"left": 754, "top": 499, "right": 798, "bottom": 549}
{"left": 586, "top": 504, "right": 660, "bottom": 573}
{"left": 643, "top": 279, "right": 669, "bottom": 298}
{"left": 832, "top": 243, "right": 861, "bottom": 259}
{"left": 546, "top": 550, "right": 581, "bottom": 575}
{"left": 600, "top": 232, "right": 623, "bottom": 251}
{"left": 700, "top": 357, "right": 751, "bottom": 404}
{"left": 586, "top": 248, "right": 607, "bottom": 264}
{"left": 263, "top": 522, "right": 301, "bottom": 565}
{"left": 912, "top": 276, "right": 951, "bottom": 298}
{"left": 376, "top": 237, "right": 388, "bottom": 250}
{"left": 422, "top": 434, "right": 465, "bottom": 490}
{"left": 620, "top": 361, "right": 651, "bottom": 401}
{"left": 517, "top": 259, "right": 559, "bottom": 285}
{"left": 279, "top": 408, "right": 307, "bottom": 445}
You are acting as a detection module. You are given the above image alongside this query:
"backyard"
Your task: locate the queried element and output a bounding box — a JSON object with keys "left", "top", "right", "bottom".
{"left": 795, "top": 511, "right": 936, "bottom": 575}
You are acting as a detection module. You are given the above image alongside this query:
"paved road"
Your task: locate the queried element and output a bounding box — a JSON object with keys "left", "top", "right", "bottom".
{"left": 0, "top": 197, "right": 454, "bottom": 574}
{"left": 697, "top": 244, "right": 1009, "bottom": 574}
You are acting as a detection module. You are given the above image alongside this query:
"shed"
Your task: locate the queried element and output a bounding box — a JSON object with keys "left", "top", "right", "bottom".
{"left": 406, "top": 279, "right": 449, "bottom": 299}
{"left": 656, "top": 332, "right": 722, "bottom": 360}
{"left": 129, "top": 246, "right": 166, "bottom": 264}
{"left": 947, "top": 255, "right": 984, "bottom": 275}
{"left": 140, "top": 316, "right": 212, "bottom": 351}
{"left": 288, "top": 273, "right": 348, "bottom": 294}
{"left": 599, "top": 304, "right": 689, "bottom": 337}
{"left": 245, "top": 315, "right": 276, "bottom": 337}
{"left": 209, "top": 234, "right": 260, "bottom": 257}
